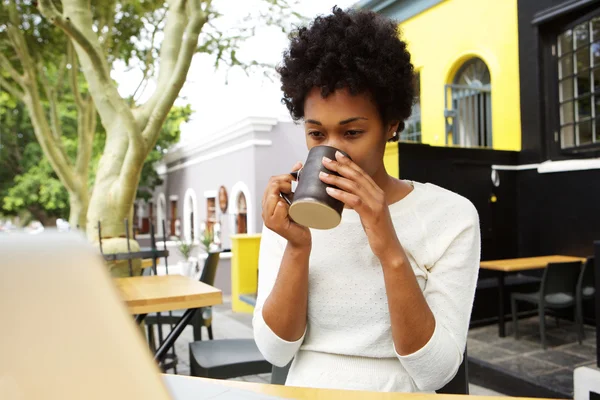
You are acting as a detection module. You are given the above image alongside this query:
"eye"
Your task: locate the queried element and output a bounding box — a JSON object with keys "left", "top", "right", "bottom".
{"left": 308, "top": 131, "right": 324, "bottom": 138}
{"left": 345, "top": 130, "right": 363, "bottom": 137}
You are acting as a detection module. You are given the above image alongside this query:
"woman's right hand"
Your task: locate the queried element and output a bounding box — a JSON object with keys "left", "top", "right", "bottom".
{"left": 262, "top": 161, "right": 312, "bottom": 249}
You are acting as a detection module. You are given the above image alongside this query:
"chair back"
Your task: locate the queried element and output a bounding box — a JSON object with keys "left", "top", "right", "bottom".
{"left": 541, "top": 261, "right": 582, "bottom": 297}
{"left": 578, "top": 257, "right": 596, "bottom": 298}
{"left": 271, "top": 350, "right": 469, "bottom": 394}
{"left": 271, "top": 361, "right": 292, "bottom": 385}
{"left": 436, "top": 349, "right": 469, "bottom": 394}
{"left": 199, "top": 252, "right": 221, "bottom": 286}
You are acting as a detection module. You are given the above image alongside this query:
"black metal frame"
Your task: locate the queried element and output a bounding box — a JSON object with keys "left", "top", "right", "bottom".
{"left": 537, "top": 2, "right": 600, "bottom": 160}
{"left": 496, "top": 271, "right": 507, "bottom": 337}
{"left": 595, "top": 240, "right": 600, "bottom": 367}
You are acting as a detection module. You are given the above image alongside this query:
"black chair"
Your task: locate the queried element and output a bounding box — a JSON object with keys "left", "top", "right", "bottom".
{"left": 270, "top": 350, "right": 469, "bottom": 394}
{"left": 576, "top": 257, "right": 596, "bottom": 340}
{"left": 146, "top": 252, "right": 221, "bottom": 348}
{"left": 437, "top": 349, "right": 469, "bottom": 395}
{"left": 189, "top": 338, "right": 272, "bottom": 379}
{"left": 511, "top": 261, "right": 583, "bottom": 348}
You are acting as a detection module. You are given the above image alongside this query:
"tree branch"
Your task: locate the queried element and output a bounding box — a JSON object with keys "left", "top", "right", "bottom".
{"left": 6, "top": 26, "right": 35, "bottom": 85}
{"left": 135, "top": 0, "right": 188, "bottom": 124}
{"left": 38, "top": 63, "right": 63, "bottom": 142}
{"left": 52, "top": 0, "right": 143, "bottom": 161}
{"left": 0, "top": 53, "right": 25, "bottom": 86}
{"left": 130, "top": 11, "right": 165, "bottom": 104}
{"left": 0, "top": 76, "right": 25, "bottom": 100}
{"left": 38, "top": 0, "right": 112, "bottom": 85}
{"left": 142, "top": 0, "right": 208, "bottom": 146}
{"left": 122, "top": 0, "right": 207, "bottom": 198}
{"left": 67, "top": 41, "right": 84, "bottom": 109}
{"left": 75, "top": 97, "right": 95, "bottom": 179}
{"left": 55, "top": 55, "right": 68, "bottom": 98}
{"left": 6, "top": 7, "right": 80, "bottom": 197}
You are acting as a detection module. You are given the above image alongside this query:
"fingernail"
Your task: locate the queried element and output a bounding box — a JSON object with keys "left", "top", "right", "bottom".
{"left": 319, "top": 171, "right": 328, "bottom": 177}
{"left": 326, "top": 187, "right": 336, "bottom": 194}
{"left": 323, "top": 156, "right": 332, "bottom": 163}
{"left": 335, "top": 151, "right": 346, "bottom": 159}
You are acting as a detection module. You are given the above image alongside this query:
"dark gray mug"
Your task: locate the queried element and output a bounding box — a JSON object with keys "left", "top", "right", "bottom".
{"left": 281, "top": 145, "right": 350, "bottom": 230}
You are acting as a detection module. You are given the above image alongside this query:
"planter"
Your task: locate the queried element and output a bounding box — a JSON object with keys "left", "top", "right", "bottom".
{"left": 178, "top": 260, "right": 196, "bottom": 278}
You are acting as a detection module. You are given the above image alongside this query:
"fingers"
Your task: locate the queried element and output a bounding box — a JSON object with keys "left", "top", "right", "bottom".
{"left": 322, "top": 152, "right": 378, "bottom": 192}
{"left": 262, "top": 161, "right": 303, "bottom": 207}
{"left": 262, "top": 193, "right": 276, "bottom": 219}
{"left": 272, "top": 197, "right": 289, "bottom": 221}
{"left": 262, "top": 174, "right": 294, "bottom": 208}
{"left": 319, "top": 171, "right": 363, "bottom": 197}
{"left": 291, "top": 161, "right": 303, "bottom": 173}
{"left": 325, "top": 187, "right": 363, "bottom": 210}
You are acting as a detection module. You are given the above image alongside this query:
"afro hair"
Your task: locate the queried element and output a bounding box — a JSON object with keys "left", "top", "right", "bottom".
{"left": 277, "top": 6, "right": 416, "bottom": 140}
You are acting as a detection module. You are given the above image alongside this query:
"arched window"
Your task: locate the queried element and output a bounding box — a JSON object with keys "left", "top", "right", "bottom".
{"left": 183, "top": 189, "right": 198, "bottom": 243}
{"left": 236, "top": 192, "right": 248, "bottom": 234}
{"left": 156, "top": 193, "right": 166, "bottom": 238}
{"left": 445, "top": 57, "right": 493, "bottom": 148}
{"left": 229, "top": 181, "right": 254, "bottom": 235}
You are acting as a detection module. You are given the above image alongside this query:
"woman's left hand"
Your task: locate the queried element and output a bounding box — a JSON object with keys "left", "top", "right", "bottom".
{"left": 320, "top": 151, "right": 401, "bottom": 261}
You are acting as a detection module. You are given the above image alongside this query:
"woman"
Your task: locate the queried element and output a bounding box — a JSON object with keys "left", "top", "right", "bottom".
{"left": 253, "top": 6, "right": 480, "bottom": 393}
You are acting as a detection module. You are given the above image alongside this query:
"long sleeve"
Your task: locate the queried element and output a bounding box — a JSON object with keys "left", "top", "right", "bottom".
{"left": 395, "top": 201, "right": 481, "bottom": 391}
{"left": 252, "top": 225, "right": 305, "bottom": 367}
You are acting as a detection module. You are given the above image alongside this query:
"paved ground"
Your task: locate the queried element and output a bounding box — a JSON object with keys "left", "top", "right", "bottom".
{"left": 468, "top": 316, "right": 597, "bottom": 397}
{"left": 154, "top": 298, "right": 505, "bottom": 395}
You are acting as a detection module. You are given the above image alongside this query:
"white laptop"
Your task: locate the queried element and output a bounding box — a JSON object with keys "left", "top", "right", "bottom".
{"left": 0, "top": 231, "right": 281, "bottom": 400}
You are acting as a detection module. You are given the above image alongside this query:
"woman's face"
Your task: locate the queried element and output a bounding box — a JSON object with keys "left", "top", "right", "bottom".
{"left": 303, "top": 87, "right": 398, "bottom": 178}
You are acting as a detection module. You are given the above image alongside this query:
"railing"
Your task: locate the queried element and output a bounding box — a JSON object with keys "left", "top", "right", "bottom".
{"left": 445, "top": 84, "right": 492, "bottom": 148}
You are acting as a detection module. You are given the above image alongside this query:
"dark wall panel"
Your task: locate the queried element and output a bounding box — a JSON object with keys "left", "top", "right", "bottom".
{"left": 397, "top": 143, "right": 520, "bottom": 262}
{"left": 517, "top": 168, "right": 600, "bottom": 257}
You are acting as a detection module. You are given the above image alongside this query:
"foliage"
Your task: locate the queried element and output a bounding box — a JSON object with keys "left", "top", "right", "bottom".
{"left": 0, "top": 88, "right": 189, "bottom": 221}
{"left": 175, "top": 236, "right": 196, "bottom": 259}
{"left": 199, "top": 227, "right": 214, "bottom": 253}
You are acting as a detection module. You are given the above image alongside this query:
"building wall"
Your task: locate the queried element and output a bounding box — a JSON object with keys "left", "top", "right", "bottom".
{"left": 166, "top": 145, "right": 257, "bottom": 250}
{"left": 254, "top": 121, "right": 309, "bottom": 229}
{"left": 397, "top": 0, "right": 522, "bottom": 151}
{"left": 157, "top": 117, "right": 307, "bottom": 249}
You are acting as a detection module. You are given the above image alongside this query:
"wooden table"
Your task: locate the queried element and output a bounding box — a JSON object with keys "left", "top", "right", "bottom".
{"left": 115, "top": 274, "right": 222, "bottom": 314}
{"left": 115, "top": 275, "right": 222, "bottom": 364}
{"left": 162, "top": 374, "right": 552, "bottom": 400}
{"left": 480, "top": 255, "right": 585, "bottom": 337}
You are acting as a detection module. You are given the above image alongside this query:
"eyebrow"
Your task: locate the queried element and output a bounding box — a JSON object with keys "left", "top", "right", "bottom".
{"left": 305, "top": 117, "right": 368, "bottom": 126}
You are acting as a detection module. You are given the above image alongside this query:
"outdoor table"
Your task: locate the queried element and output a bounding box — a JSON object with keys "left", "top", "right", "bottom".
{"left": 480, "top": 255, "right": 586, "bottom": 337}
{"left": 115, "top": 275, "right": 222, "bottom": 364}
{"left": 162, "top": 374, "right": 553, "bottom": 400}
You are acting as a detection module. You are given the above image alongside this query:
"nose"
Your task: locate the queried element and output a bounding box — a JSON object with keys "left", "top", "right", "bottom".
{"left": 322, "top": 139, "right": 349, "bottom": 156}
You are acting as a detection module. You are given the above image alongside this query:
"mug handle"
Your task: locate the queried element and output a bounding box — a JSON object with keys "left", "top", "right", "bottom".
{"left": 280, "top": 170, "right": 299, "bottom": 206}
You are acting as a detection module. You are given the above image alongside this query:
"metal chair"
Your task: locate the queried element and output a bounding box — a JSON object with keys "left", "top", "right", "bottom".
{"left": 189, "top": 338, "right": 272, "bottom": 379}
{"left": 437, "top": 349, "right": 469, "bottom": 394}
{"left": 511, "top": 261, "right": 583, "bottom": 348}
{"left": 270, "top": 349, "right": 469, "bottom": 394}
{"left": 576, "top": 257, "right": 596, "bottom": 340}
{"left": 145, "top": 252, "right": 221, "bottom": 346}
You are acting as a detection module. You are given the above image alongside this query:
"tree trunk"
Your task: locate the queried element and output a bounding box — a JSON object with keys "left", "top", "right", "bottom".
{"left": 86, "top": 127, "right": 144, "bottom": 277}
{"left": 68, "top": 190, "right": 88, "bottom": 230}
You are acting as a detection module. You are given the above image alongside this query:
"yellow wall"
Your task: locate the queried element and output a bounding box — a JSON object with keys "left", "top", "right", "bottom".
{"left": 384, "top": 142, "right": 399, "bottom": 178}
{"left": 230, "top": 233, "right": 261, "bottom": 314}
{"left": 400, "top": 0, "right": 521, "bottom": 151}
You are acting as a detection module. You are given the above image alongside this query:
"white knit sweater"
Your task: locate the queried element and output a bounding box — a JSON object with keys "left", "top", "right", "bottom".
{"left": 253, "top": 181, "right": 481, "bottom": 392}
